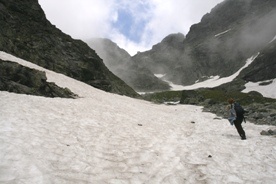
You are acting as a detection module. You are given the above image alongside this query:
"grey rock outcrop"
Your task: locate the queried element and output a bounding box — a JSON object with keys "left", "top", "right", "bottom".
{"left": 260, "top": 129, "right": 276, "bottom": 136}
{"left": 0, "top": 60, "right": 76, "bottom": 98}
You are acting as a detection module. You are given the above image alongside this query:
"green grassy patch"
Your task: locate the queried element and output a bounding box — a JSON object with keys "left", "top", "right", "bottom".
{"left": 142, "top": 88, "right": 275, "bottom": 106}
{"left": 142, "top": 91, "right": 182, "bottom": 103}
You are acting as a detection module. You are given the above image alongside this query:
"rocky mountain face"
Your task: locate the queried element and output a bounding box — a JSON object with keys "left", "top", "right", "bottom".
{"left": 241, "top": 40, "right": 276, "bottom": 83}
{"left": 86, "top": 38, "right": 170, "bottom": 92}
{"left": 132, "top": 33, "right": 185, "bottom": 75}
{"left": 133, "top": 0, "right": 276, "bottom": 86}
{"left": 0, "top": 0, "right": 139, "bottom": 97}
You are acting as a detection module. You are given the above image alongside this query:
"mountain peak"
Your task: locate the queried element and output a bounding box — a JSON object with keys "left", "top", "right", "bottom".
{"left": 161, "top": 33, "right": 185, "bottom": 44}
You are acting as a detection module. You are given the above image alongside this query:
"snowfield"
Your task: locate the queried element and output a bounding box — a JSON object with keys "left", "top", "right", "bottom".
{"left": 0, "top": 51, "right": 276, "bottom": 183}
{"left": 243, "top": 79, "right": 276, "bottom": 99}
{"left": 154, "top": 53, "right": 276, "bottom": 100}
{"left": 158, "top": 54, "right": 260, "bottom": 92}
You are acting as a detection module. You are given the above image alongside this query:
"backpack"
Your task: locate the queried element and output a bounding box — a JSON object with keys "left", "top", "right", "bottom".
{"left": 234, "top": 102, "right": 245, "bottom": 117}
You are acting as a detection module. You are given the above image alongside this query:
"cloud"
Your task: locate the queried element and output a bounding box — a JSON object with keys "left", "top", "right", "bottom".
{"left": 38, "top": 0, "right": 224, "bottom": 55}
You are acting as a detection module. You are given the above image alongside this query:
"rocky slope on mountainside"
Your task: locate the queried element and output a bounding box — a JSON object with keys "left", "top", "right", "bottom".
{"left": 86, "top": 38, "right": 170, "bottom": 92}
{"left": 240, "top": 40, "right": 276, "bottom": 83}
{"left": 133, "top": 0, "right": 276, "bottom": 86}
{"left": 0, "top": 0, "right": 138, "bottom": 97}
{"left": 132, "top": 33, "right": 185, "bottom": 75}
{"left": 207, "top": 38, "right": 276, "bottom": 94}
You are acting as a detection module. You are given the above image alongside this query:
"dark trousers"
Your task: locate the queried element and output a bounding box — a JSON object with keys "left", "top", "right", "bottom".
{"left": 234, "top": 117, "right": 246, "bottom": 138}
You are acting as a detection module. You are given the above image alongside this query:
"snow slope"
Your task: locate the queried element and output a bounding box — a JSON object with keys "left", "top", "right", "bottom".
{"left": 243, "top": 79, "right": 276, "bottom": 99}
{"left": 0, "top": 52, "right": 276, "bottom": 183}
{"left": 156, "top": 53, "right": 276, "bottom": 99}
{"left": 162, "top": 54, "right": 259, "bottom": 91}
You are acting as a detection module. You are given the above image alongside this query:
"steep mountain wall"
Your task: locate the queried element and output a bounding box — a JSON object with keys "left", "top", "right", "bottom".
{"left": 0, "top": 0, "right": 138, "bottom": 97}
{"left": 241, "top": 40, "right": 276, "bottom": 82}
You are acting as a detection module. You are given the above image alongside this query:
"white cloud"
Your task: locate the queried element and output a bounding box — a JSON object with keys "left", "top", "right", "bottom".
{"left": 38, "top": 0, "right": 115, "bottom": 38}
{"left": 38, "top": 0, "right": 224, "bottom": 55}
{"left": 141, "top": 0, "right": 225, "bottom": 49}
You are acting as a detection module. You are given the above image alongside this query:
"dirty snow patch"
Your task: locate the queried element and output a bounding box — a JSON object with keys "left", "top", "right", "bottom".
{"left": 243, "top": 79, "right": 276, "bottom": 99}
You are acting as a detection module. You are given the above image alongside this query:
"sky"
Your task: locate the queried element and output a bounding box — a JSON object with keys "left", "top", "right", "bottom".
{"left": 38, "top": 0, "right": 224, "bottom": 55}
{"left": 1, "top": 51, "right": 276, "bottom": 183}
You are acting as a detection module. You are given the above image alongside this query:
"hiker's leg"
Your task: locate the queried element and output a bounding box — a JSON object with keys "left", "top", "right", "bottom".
{"left": 234, "top": 122, "right": 241, "bottom": 136}
{"left": 239, "top": 126, "right": 246, "bottom": 140}
{"left": 234, "top": 119, "right": 246, "bottom": 139}
{"left": 238, "top": 117, "right": 246, "bottom": 139}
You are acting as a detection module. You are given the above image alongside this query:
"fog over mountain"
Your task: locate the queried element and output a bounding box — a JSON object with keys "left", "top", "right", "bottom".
{"left": 38, "top": 0, "right": 224, "bottom": 55}
{"left": 87, "top": 0, "right": 276, "bottom": 94}
{"left": 86, "top": 38, "right": 170, "bottom": 92}
{"left": 133, "top": 0, "right": 276, "bottom": 87}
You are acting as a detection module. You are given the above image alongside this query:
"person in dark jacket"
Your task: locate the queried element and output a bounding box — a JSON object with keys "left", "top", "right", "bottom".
{"left": 228, "top": 98, "right": 246, "bottom": 140}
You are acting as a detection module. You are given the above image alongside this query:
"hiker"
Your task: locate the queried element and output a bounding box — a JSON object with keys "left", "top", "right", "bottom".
{"left": 228, "top": 98, "right": 246, "bottom": 140}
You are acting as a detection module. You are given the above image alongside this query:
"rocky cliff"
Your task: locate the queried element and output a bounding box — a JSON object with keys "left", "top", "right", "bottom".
{"left": 0, "top": 0, "right": 139, "bottom": 97}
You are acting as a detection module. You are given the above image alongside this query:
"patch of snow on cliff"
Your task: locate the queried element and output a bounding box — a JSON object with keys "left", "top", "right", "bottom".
{"left": 167, "top": 54, "right": 259, "bottom": 91}
{"left": 215, "top": 29, "right": 231, "bottom": 37}
{"left": 269, "top": 35, "right": 276, "bottom": 43}
{"left": 243, "top": 79, "right": 276, "bottom": 99}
